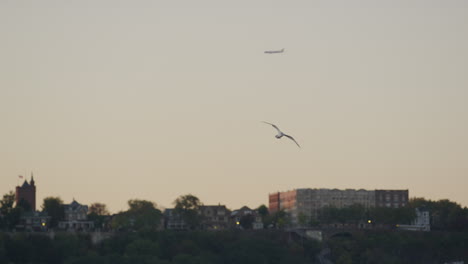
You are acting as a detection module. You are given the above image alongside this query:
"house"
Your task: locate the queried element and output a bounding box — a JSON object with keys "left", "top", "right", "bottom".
{"left": 16, "top": 211, "right": 51, "bottom": 232}
{"left": 231, "top": 206, "right": 264, "bottom": 230}
{"left": 199, "top": 205, "right": 231, "bottom": 230}
{"left": 58, "top": 199, "right": 94, "bottom": 231}
{"left": 164, "top": 209, "right": 188, "bottom": 230}
{"left": 397, "top": 208, "right": 430, "bottom": 231}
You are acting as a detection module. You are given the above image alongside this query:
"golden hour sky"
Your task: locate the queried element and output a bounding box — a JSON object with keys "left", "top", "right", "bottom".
{"left": 1, "top": 0, "right": 467, "bottom": 213}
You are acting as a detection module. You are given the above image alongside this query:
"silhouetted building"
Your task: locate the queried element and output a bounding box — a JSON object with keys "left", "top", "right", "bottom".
{"left": 15, "top": 173, "right": 36, "bottom": 211}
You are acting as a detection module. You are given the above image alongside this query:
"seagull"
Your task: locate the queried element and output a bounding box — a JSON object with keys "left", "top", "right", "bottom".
{"left": 262, "top": 121, "right": 300, "bottom": 148}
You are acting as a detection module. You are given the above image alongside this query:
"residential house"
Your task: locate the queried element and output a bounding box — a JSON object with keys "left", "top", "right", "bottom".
{"left": 58, "top": 199, "right": 94, "bottom": 231}
{"left": 199, "top": 205, "right": 231, "bottom": 230}
{"left": 16, "top": 211, "right": 50, "bottom": 232}
{"left": 164, "top": 209, "right": 188, "bottom": 230}
{"left": 397, "top": 208, "right": 430, "bottom": 231}
{"left": 231, "top": 206, "right": 264, "bottom": 230}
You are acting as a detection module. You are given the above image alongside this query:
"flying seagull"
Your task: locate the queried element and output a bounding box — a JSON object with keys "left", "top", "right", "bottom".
{"left": 264, "top": 48, "right": 285, "bottom": 54}
{"left": 262, "top": 121, "right": 300, "bottom": 148}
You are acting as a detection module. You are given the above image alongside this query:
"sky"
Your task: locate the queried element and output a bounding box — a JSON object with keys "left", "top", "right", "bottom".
{"left": 1, "top": 0, "right": 467, "bottom": 213}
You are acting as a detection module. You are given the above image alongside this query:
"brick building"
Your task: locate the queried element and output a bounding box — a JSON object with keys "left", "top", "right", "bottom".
{"left": 15, "top": 174, "right": 36, "bottom": 211}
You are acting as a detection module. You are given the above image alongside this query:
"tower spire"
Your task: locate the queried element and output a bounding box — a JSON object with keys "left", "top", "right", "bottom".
{"left": 30, "top": 172, "right": 35, "bottom": 186}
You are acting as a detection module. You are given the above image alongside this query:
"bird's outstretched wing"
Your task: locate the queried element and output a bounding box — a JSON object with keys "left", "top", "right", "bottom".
{"left": 262, "top": 121, "right": 281, "bottom": 133}
{"left": 284, "top": 134, "right": 301, "bottom": 148}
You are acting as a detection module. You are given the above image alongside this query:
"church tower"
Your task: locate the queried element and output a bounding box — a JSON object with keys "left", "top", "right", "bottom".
{"left": 15, "top": 173, "right": 36, "bottom": 211}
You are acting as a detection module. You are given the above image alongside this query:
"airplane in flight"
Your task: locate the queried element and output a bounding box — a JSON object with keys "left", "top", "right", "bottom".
{"left": 264, "top": 48, "right": 285, "bottom": 54}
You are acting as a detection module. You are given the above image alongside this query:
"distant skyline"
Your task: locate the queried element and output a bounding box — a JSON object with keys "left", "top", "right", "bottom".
{"left": 1, "top": 0, "right": 468, "bottom": 213}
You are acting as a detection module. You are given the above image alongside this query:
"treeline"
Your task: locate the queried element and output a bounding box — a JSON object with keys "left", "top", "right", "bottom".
{"left": 1, "top": 228, "right": 467, "bottom": 264}
{"left": 410, "top": 198, "right": 468, "bottom": 231}
{"left": 0, "top": 230, "right": 321, "bottom": 264}
{"left": 327, "top": 230, "right": 468, "bottom": 264}
{"left": 306, "top": 198, "right": 468, "bottom": 232}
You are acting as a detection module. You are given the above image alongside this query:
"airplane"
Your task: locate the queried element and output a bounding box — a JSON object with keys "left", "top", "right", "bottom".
{"left": 264, "top": 48, "right": 285, "bottom": 54}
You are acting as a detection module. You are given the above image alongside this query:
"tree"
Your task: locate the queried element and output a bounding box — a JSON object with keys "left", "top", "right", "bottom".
{"left": 408, "top": 197, "right": 468, "bottom": 231}
{"left": 1, "top": 191, "right": 22, "bottom": 230}
{"left": 239, "top": 214, "right": 255, "bottom": 229}
{"left": 0, "top": 191, "right": 15, "bottom": 214}
{"left": 111, "top": 199, "right": 162, "bottom": 231}
{"left": 127, "top": 199, "right": 163, "bottom": 230}
{"left": 88, "top": 202, "right": 110, "bottom": 230}
{"left": 125, "top": 238, "right": 161, "bottom": 257}
{"left": 257, "top": 205, "right": 269, "bottom": 217}
{"left": 266, "top": 210, "right": 288, "bottom": 229}
{"left": 89, "top": 203, "right": 109, "bottom": 216}
{"left": 298, "top": 212, "right": 308, "bottom": 227}
{"left": 173, "top": 194, "right": 203, "bottom": 230}
{"left": 256, "top": 205, "right": 269, "bottom": 229}
{"left": 41, "top": 197, "right": 64, "bottom": 228}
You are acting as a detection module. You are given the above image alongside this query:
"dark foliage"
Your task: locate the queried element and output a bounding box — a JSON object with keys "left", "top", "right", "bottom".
{"left": 327, "top": 230, "right": 468, "bottom": 264}
{"left": 0, "top": 230, "right": 319, "bottom": 264}
{"left": 41, "top": 197, "right": 65, "bottom": 228}
{"left": 318, "top": 204, "right": 416, "bottom": 226}
{"left": 409, "top": 198, "right": 468, "bottom": 232}
{"left": 1, "top": 229, "right": 467, "bottom": 263}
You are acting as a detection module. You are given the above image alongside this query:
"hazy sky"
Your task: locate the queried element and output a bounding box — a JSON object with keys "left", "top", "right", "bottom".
{"left": 1, "top": 0, "right": 467, "bottom": 213}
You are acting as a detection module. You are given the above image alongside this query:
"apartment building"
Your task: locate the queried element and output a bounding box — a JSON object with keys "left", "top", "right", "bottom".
{"left": 375, "top": 189, "right": 409, "bottom": 208}
{"left": 269, "top": 188, "right": 408, "bottom": 226}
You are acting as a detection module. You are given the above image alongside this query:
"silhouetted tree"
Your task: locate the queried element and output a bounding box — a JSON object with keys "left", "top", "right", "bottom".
{"left": 239, "top": 214, "right": 255, "bottom": 229}
{"left": 0, "top": 191, "right": 15, "bottom": 213}
{"left": 173, "top": 194, "right": 203, "bottom": 230}
{"left": 0, "top": 191, "right": 22, "bottom": 230}
{"left": 298, "top": 212, "right": 309, "bottom": 227}
{"left": 89, "top": 203, "right": 109, "bottom": 216}
{"left": 111, "top": 199, "right": 162, "bottom": 231}
{"left": 257, "top": 204, "right": 269, "bottom": 228}
{"left": 408, "top": 197, "right": 468, "bottom": 231}
{"left": 268, "top": 210, "right": 288, "bottom": 229}
{"left": 88, "top": 202, "right": 110, "bottom": 230}
{"left": 41, "top": 197, "right": 64, "bottom": 228}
